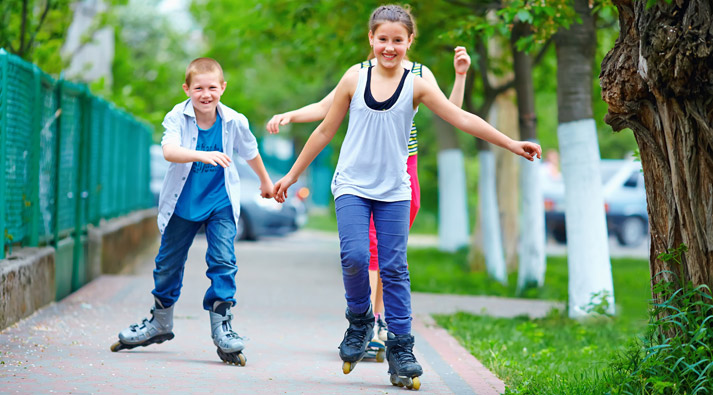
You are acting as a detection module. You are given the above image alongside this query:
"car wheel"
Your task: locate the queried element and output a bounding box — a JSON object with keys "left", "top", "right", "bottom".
{"left": 552, "top": 226, "right": 567, "bottom": 244}
{"left": 617, "top": 216, "right": 646, "bottom": 247}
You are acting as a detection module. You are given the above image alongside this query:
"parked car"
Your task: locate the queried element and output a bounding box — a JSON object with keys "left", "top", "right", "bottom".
{"left": 544, "top": 159, "right": 649, "bottom": 246}
{"left": 150, "top": 144, "right": 170, "bottom": 205}
{"left": 233, "top": 156, "right": 308, "bottom": 241}
{"left": 149, "top": 145, "right": 308, "bottom": 240}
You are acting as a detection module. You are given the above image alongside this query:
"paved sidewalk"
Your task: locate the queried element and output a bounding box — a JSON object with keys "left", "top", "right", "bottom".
{"left": 1, "top": 230, "right": 560, "bottom": 394}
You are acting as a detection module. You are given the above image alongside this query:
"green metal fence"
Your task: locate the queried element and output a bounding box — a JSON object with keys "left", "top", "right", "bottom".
{"left": 0, "top": 49, "right": 153, "bottom": 297}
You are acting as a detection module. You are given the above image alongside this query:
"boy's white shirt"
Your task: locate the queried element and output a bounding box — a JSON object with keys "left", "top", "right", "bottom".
{"left": 157, "top": 99, "right": 259, "bottom": 234}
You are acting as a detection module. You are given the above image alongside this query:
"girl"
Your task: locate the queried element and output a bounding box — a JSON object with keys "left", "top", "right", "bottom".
{"left": 267, "top": 29, "right": 470, "bottom": 361}
{"left": 273, "top": 4, "right": 541, "bottom": 390}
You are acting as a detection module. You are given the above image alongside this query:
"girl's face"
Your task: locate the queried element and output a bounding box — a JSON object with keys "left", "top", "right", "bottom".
{"left": 369, "top": 21, "right": 413, "bottom": 69}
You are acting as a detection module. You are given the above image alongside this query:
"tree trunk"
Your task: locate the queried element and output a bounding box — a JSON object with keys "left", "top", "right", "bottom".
{"left": 600, "top": 0, "right": 713, "bottom": 296}
{"left": 512, "top": 22, "right": 546, "bottom": 292}
{"left": 556, "top": 0, "right": 615, "bottom": 317}
{"left": 494, "top": 91, "right": 520, "bottom": 273}
{"left": 435, "top": 116, "right": 470, "bottom": 252}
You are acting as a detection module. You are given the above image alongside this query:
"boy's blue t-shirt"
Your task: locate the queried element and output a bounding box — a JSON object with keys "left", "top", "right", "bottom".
{"left": 174, "top": 113, "right": 232, "bottom": 221}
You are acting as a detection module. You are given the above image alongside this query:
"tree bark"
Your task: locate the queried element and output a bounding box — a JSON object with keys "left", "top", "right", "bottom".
{"left": 600, "top": 0, "right": 713, "bottom": 294}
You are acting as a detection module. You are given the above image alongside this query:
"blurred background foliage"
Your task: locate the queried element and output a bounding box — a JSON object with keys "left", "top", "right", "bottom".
{"left": 1, "top": 0, "right": 637, "bottom": 224}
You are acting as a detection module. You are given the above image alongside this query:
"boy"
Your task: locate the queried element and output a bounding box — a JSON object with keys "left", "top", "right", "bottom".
{"left": 110, "top": 58, "right": 274, "bottom": 366}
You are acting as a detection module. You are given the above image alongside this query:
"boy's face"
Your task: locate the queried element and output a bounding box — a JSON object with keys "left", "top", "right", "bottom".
{"left": 182, "top": 71, "right": 226, "bottom": 117}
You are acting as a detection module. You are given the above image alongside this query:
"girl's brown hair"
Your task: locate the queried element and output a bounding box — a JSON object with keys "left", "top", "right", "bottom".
{"left": 368, "top": 4, "right": 416, "bottom": 36}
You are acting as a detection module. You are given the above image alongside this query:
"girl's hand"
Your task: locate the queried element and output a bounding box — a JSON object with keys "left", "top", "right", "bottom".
{"left": 260, "top": 180, "right": 275, "bottom": 199}
{"left": 198, "top": 151, "right": 232, "bottom": 168}
{"left": 454, "top": 46, "right": 471, "bottom": 75}
{"left": 266, "top": 113, "right": 291, "bottom": 134}
{"left": 510, "top": 141, "right": 542, "bottom": 162}
{"left": 273, "top": 174, "right": 297, "bottom": 203}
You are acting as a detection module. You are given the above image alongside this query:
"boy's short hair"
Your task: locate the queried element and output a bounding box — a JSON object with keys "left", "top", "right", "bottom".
{"left": 185, "top": 58, "right": 224, "bottom": 86}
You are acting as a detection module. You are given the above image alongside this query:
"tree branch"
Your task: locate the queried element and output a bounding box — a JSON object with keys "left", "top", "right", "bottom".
{"left": 19, "top": 0, "right": 28, "bottom": 55}
{"left": 27, "top": 0, "right": 53, "bottom": 54}
{"left": 532, "top": 37, "right": 553, "bottom": 67}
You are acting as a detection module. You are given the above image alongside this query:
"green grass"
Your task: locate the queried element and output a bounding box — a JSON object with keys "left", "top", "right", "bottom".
{"left": 406, "top": 247, "right": 652, "bottom": 393}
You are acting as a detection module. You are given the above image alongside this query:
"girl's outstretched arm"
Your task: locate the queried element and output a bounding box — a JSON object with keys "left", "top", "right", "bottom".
{"left": 414, "top": 78, "right": 541, "bottom": 161}
{"left": 273, "top": 70, "right": 358, "bottom": 202}
{"left": 266, "top": 64, "right": 361, "bottom": 134}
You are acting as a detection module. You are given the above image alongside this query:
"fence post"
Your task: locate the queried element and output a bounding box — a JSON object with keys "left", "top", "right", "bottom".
{"left": 29, "top": 65, "right": 42, "bottom": 246}
{"left": 72, "top": 86, "right": 89, "bottom": 291}
{"left": 0, "top": 49, "right": 8, "bottom": 259}
{"left": 53, "top": 80, "right": 63, "bottom": 248}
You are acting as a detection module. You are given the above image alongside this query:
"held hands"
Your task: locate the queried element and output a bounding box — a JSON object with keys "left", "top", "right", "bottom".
{"left": 199, "top": 151, "right": 232, "bottom": 168}
{"left": 266, "top": 113, "right": 291, "bottom": 134}
{"left": 454, "top": 46, "right": 471, "bottom": 75}
{"left": 510, "top": 141, "right": 543, "bottom": 162}
{"left": 272, "top": 174, "right": 297, "bottom": 203}
{"left": 259, "top": 179, "right": 275, "bottom": 199}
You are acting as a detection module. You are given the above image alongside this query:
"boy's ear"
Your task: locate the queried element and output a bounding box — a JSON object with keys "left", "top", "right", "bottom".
{"left": 182, "top": 83, "right": 189, "bottom": 96}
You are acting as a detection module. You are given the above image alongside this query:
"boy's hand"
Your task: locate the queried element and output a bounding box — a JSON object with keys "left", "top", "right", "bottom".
{"left": 454, "top": 46, "right": 471, "bottom": 75}
{"left": 259, "top": 180, "right": 275, "bottom": 199}
{"left": 273, "top": 174, "right": 297, "bottom": 203}
{"left": 266, "top": 113, "right": 291, "bottom": 134}
{"left": 198, "top": 151, "right": 232, "bottom": 168}
{"left": 510, "top": 141, "right": 542, "bottom": 162}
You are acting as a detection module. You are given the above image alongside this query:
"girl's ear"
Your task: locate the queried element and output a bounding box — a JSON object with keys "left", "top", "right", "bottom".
{"left": 368, "top": 30, "right": 374, "bottom": 47}
{"left": 407, "top": 33, "right": 414, "bottom": 49}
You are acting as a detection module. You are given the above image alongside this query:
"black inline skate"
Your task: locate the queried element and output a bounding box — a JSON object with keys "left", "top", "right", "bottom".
{"left": 385, "top": 331, "right": 423, "bottom": 390}
{"left": 338, "top": 305, "right": 375, "bottom": 374}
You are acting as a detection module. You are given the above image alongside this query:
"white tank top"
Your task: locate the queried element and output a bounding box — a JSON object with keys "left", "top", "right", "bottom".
{"left": 331, "top": 67, "right": 416, "bottom": 202}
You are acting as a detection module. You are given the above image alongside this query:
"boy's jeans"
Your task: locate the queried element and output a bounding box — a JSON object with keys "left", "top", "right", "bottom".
{"left": 335, "top": 194, "right": 412, "bottom": 335}
{"left": 152, "top": 205, "right": 238, "bottom": 310}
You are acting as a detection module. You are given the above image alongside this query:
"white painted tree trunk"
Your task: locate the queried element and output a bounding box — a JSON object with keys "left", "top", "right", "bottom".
{"left": 517, "top": 147, "right": 546, "bottom": 292}
{"left": 479, "top": 151, "right": 507, "bottom": 284}
{"left": 437, "top": 149, "right": 469, "bottom": 252}
{"left": 558, "top": 119, "right": 615, "bottom": 317}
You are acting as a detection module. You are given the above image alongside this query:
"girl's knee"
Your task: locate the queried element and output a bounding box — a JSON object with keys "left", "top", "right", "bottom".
{"left": 341, "top": 247, "right": 369, "bottom": 276}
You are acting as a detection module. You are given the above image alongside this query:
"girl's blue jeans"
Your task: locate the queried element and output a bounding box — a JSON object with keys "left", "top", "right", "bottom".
{"left": 335, "top": 194, "right": 412, "bottom": 335}
{"left": 152, "top": 205, "right": 237, "bottom": 311}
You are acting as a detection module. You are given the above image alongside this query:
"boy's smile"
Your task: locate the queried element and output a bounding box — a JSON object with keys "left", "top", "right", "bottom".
{"left": 183, "top": 71, "right": 226, "bottom": 118}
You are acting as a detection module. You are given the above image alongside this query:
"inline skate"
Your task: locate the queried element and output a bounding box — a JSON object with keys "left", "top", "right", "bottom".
{"left": 110, "top": 298, "right": 175, "bottom": 352}
{"left": 385, "top": 331, "right": 423, "bottom": 390}
{"left": 210, "top": 301, "right": 246, "bottom": 366}
{"left": 338, "top": 305, "right": 374, "bottom": 374}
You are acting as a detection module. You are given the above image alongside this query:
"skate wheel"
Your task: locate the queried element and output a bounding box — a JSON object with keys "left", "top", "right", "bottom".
{"left": 375, "top": 349, "right": 385, "bottom": 363}
{"left": 410, "top": 377, "right": 421, "bottom": 390}
{"left": 342, "top": 361, "right": 354, "bottom": 374}
{"left": 237, "top": 352, "right": 247, "bottom": 366}
{"left": 110, "top": 341, "right": 123, "bottom": 352}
